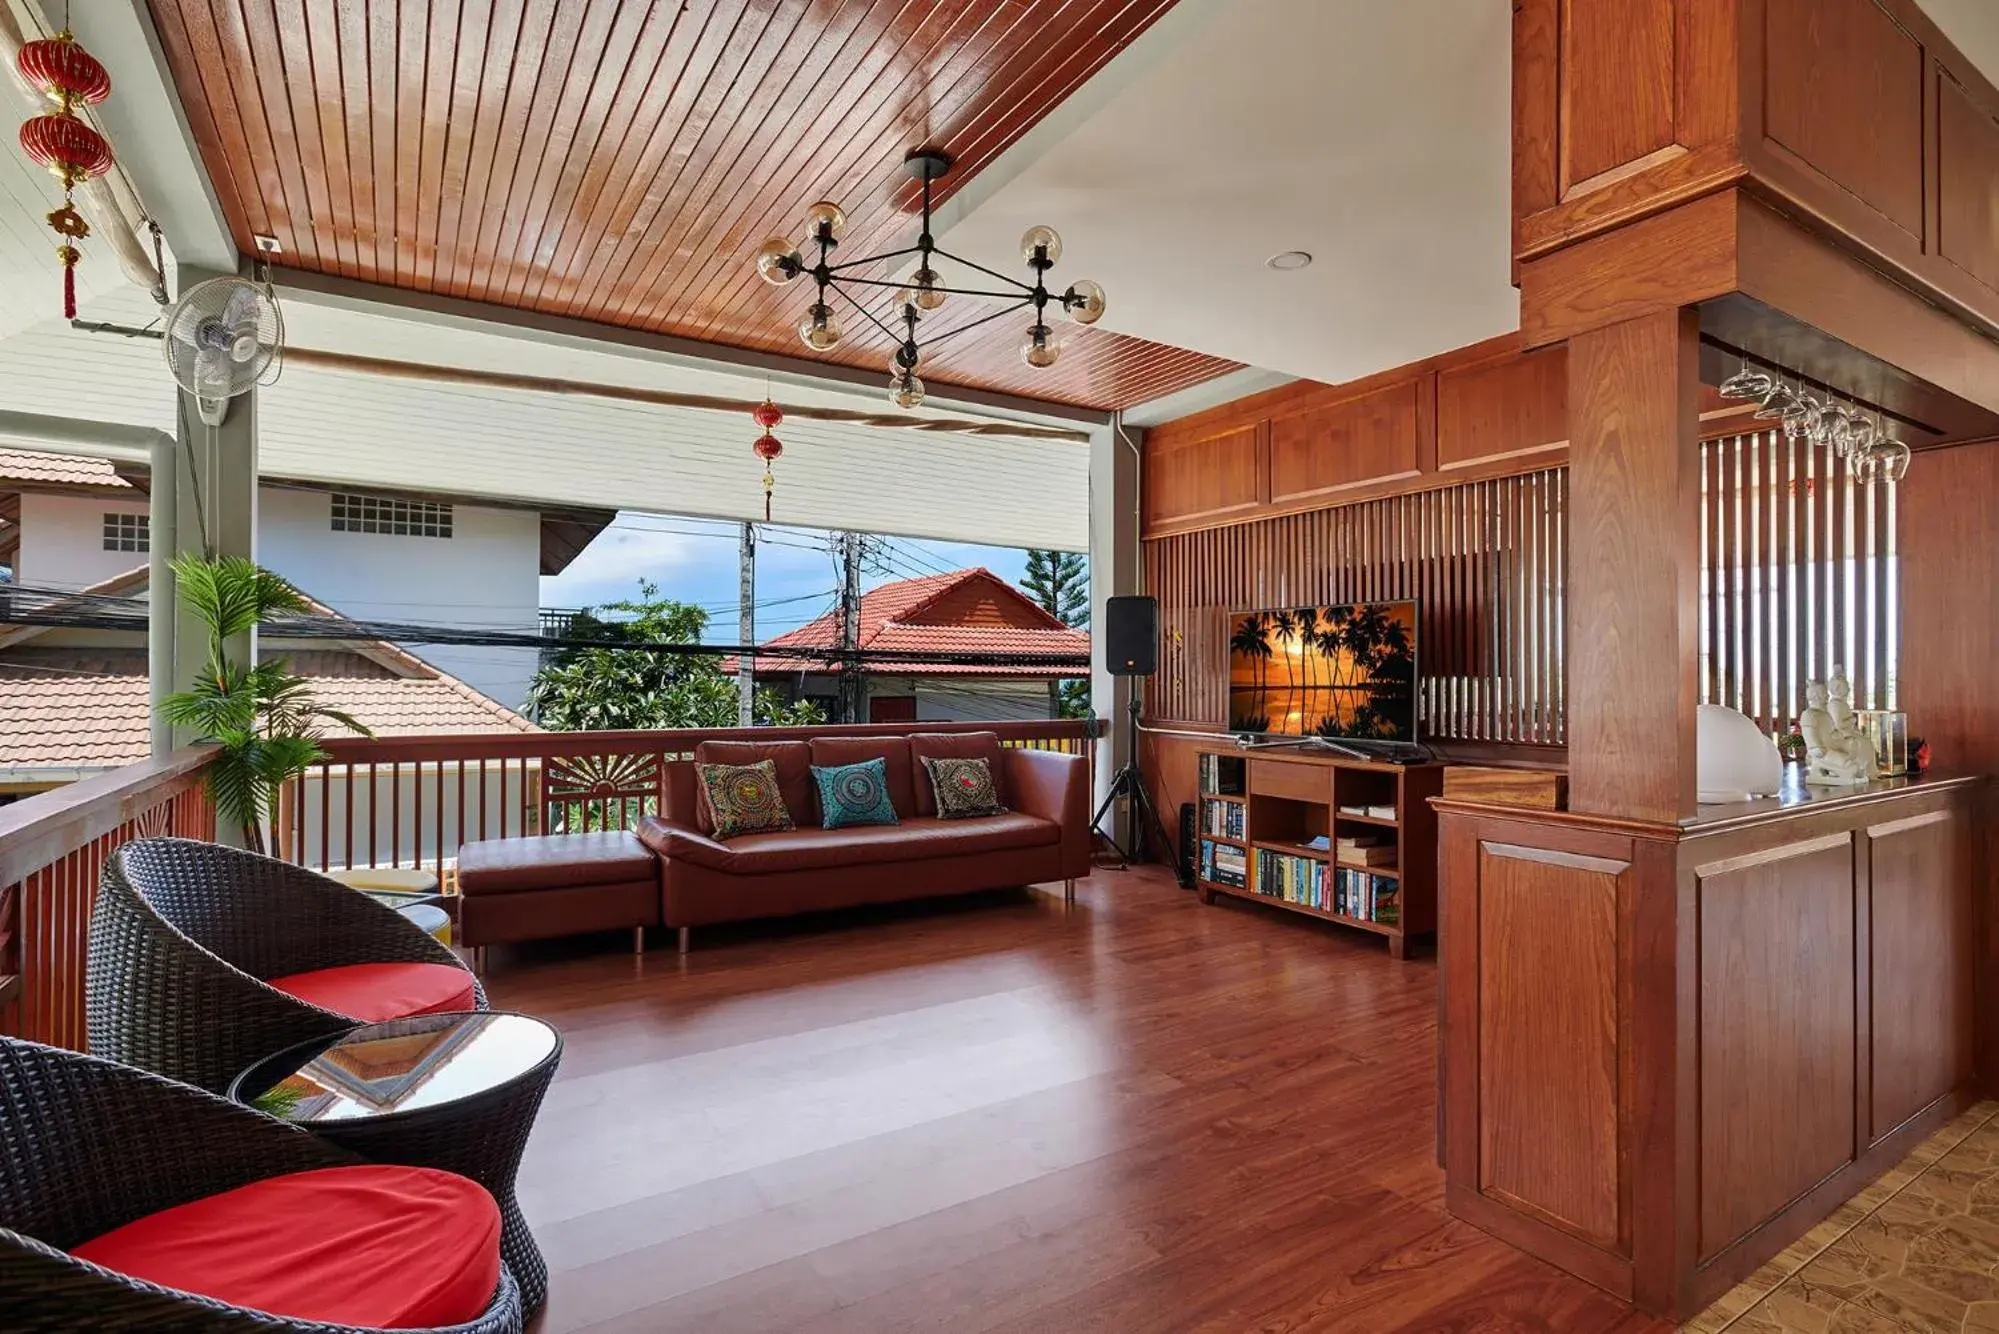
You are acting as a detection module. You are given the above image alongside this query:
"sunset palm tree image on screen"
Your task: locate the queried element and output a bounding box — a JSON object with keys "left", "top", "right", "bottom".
{"left": 1227, "top": 602, "right": 1417, "bottom": 741}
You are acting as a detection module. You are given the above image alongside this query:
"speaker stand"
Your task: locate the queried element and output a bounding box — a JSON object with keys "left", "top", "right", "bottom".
{"left": 1091, "top": 695, "right": 1184, "bottom": 884}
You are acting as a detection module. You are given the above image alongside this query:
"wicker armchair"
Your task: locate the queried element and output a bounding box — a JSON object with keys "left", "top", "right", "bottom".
{"left": 87, "top": 838, "right": 487, "bottom": 1093}
{"left": 0, "top": 1035, "right": 523, "bottom": 1334}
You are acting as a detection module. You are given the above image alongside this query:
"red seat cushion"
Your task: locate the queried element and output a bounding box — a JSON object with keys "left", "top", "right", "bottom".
{"left": 266, "top": 960, "right": 476, "bottom": 1022}
{"left": 72, "top": 1165, "right": 500, "bottom": 1329}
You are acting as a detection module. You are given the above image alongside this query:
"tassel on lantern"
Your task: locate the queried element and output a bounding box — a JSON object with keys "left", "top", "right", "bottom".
{"left": 15, "top": 31, "right": 114, "bottom": 319}
{"left": 751, "top": 400, "right": 785, "bottom": 522}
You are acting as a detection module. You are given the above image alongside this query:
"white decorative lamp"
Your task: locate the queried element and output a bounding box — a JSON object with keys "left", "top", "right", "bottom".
{"left": 1696, "top": 704, "right": 1784, "bottom": 803}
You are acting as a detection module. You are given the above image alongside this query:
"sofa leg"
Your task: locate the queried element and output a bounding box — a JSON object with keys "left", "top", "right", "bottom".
{"left": 471, "top": 945, "right": 487, "bottom": 975}
{"left": 678, "top": 926, "right": 691, "bottom": 955}
{"left": 1065, "top": 878, "right": 1076, "bottom": 904}
{"left": 634, "top": 925, "right": 645, "bottom": 956}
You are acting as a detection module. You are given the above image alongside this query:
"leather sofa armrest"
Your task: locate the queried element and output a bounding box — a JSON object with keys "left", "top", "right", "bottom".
{"left": 1002, "top": 748, "right": 1092, "bottom": 879}
{"left": 638, "top": 814, "right": 729, "bottom": 862}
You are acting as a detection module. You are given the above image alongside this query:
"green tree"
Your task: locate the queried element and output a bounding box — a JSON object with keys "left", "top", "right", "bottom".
{"left": 158, "top": 554, "right": 370, "bottom": 852}
{"left": 527, "top": 581, "right": 826, "bottom": 731}
{"left": 1020, "top": 549, "right": 1090, "bottom": 719}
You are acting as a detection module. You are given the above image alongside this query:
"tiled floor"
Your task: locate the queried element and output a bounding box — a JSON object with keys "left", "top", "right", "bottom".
{"left": 1688, "top": 1102, "right": 1999, "bottom": 1333}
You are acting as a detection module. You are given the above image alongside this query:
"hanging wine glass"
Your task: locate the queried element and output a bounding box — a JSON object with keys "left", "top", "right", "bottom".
{"left": 1753, "top": 380, "right": 1798, "bottom": 421}
{"left": 1868, "top": 439, "right": 1912, "bottom": 482}
{"left": 1781, "top": 388, "right": 1820, "bottom": 442}
{"left": 1825, "top": 404, "right": 1854, "bottom": 461}
{"left": 1720, "top": 364, "right": 1774, "bottom": 401}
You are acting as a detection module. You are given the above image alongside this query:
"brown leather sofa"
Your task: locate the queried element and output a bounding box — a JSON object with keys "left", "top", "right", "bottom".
{"left": 638, "top": 731, "right": 1092, "bottom": 951}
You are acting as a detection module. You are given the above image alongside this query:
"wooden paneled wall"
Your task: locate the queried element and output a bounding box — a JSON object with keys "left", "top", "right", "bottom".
{"left": 1143, "top": 335, "right": 1569, "bottom": 539}
{"left": 1516, "top": 0, "right": 1999, "bottom": 341}
{"left": 1144, "top": 469, "right": 1566, "bottom": 747}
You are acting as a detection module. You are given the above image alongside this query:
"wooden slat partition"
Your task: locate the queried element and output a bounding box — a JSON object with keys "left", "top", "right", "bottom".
{"left": 0, "top": 748, "right": 217, "bottom": 1048}
{"left": 1145, "top": 468, "right": 1568, "bottom": 745}
{"left": 286, "top": 720, "right": 1098, "bottom": 876}
{"left": 1698, "top": 429, "right": 1898, "bottom": 732}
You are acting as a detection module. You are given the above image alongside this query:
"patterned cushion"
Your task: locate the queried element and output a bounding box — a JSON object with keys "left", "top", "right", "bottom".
{"left": 694, "top": 759, "right": 795, "bottom": 840}
{"left": 920, "top": 755, "right": 1009, "bottom": 819}
{"left": 811, "top": 757, "right": 900, "bottom": 830}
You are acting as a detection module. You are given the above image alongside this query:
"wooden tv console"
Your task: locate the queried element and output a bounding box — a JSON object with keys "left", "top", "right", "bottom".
{"left": 1192, "top": 747, "right": 1443, "bottom": 958}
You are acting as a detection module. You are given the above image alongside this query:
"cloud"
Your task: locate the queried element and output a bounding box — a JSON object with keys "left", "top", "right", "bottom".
{"left": 540, "top": 522, "right": 712, "bottom": 608}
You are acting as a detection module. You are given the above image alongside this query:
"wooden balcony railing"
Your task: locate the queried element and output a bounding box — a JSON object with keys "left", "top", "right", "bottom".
{"left": 0, "top": 747, "right": 216, "bottom": 1047}
{"left": 280, "top": 719, "right": 1099, "bottom": 878}
{"left": 0, "top": 720, "right": 1094, "bottom": 1049}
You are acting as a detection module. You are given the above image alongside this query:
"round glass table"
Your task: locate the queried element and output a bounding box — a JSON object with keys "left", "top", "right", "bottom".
{"left": 228, "top": 1011, "right": 561, "bottom": 1314}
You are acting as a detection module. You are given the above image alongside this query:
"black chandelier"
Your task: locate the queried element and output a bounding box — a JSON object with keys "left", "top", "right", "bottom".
{"left": 752, "top": 148, "right": 1105, "bottom": 408}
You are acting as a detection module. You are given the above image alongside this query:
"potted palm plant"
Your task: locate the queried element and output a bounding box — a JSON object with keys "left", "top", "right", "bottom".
{"left": 158, "top": 553, "right": 370, "bottom": 852}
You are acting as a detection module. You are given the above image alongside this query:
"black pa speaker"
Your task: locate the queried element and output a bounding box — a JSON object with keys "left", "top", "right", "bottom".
{"left": 1104, "top": 595, "right": 1157, "bottom": 677}
{"left": 1176, "top": 802, "right": 1197, "bottom": 889}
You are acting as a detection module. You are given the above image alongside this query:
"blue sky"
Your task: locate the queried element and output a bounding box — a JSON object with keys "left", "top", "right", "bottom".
{"left": 539, "top": 514, "right": 1055, "bottom": 646}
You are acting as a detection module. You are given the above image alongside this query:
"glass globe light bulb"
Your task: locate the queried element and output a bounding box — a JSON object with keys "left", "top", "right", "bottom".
{"left": 1064, "top": 279, "right": 1105, "bottom": 325}
{"left": 894, "top": 285, "right": 920, "bottom": 317}
{"left": 912, "top": 264, "right": 947, "bottom": 311}
{"left": 805, "top": 200, "right": 846, "bottom": 241}
{"left": 797, "top": 304, "right": 843, "bottom": 351}
{"left": 1020, "top": 225, "right": 1063, "bottom": 266}
{"left": 1020, "top": 327, "right": 1060, "bottom": 369}
{"left": 891, "top": 373, "right": 925, "bottom": 410}
{"left": 753, "top": 236, "right": 801, "bottom": 285}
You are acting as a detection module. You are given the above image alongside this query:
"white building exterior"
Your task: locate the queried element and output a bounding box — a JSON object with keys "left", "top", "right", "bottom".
{"left": 12, "top": 478, "right": 553, "bottom": 710}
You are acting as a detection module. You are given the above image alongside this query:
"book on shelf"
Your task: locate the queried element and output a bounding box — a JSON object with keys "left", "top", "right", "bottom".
{"left": 1335, "top": 832, "right": 1385, "bottom": 850}
{"left": 1200, "top": 839, "right": 1247, "bottom": 888}
{"left": 1197, "top": 753, "right": 1246, "bottom": 797}
{"left": 1200, "top": 798, "right": 1246, "bottom": 839}
{"left": 1337, "top": 802, "right": 1400, "bottom": 821}
{"left": 1249, "top": 847, "right": 1400, "bottom": 926}
{"left": 1254, "top": 847, "right": 1329, "bottom": 911}
{"left": 1339, "top": 844, "right": 1398, "bottom": 867}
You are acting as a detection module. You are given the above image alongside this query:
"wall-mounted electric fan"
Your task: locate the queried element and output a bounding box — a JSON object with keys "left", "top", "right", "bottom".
{"left": 161, "top": 275, "right": 284, "bottom": 425}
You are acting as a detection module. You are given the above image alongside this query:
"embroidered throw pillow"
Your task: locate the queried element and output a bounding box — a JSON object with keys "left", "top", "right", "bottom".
{"left": 921, "top": 755, "right": 1009, "bottom": 819}
{"left": 694, "top": 759, "right": 794, "bottom": 840}
{"left": 811, "top": 757, "right": 900, "bottom": 830}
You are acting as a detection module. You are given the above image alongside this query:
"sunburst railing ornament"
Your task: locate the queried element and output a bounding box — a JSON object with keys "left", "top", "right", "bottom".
{"left": 752, "top": 148, "right": 1106, "bottom": 409}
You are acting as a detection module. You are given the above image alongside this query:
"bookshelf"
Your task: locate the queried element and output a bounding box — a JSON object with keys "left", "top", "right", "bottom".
{"left": 1194, "top": 748, "right": 1443, "bottom": 958}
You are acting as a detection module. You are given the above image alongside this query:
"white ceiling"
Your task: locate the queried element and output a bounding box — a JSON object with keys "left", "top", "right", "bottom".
{"left": 1922, "top": 0, "right": 1999, "bottom": 89}
{"left": 0, "top": 286, "right": 1090, "bottom": 550}
{"left": 939, "top": 0, "right": 1518, "bottom": 391}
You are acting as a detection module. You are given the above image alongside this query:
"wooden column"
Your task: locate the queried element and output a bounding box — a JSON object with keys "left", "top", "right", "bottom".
{"left": 1565, "top": 307, "right": 1701, "bottom": 822}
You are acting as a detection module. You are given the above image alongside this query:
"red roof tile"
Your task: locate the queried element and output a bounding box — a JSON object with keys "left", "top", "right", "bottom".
{"left": 727, "top": 569, "right": 1089, "bottom": 678}
{"left": 0, "top": 449, "right": 132, "bottom": 491}
{"left": 0, "top": 657, "right": 535, "bottom": 771}
{"left": 0, "top": 568, "right": 538, "bottom": 772}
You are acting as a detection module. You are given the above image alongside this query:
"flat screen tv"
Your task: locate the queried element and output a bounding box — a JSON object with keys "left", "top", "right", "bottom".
{"left": 1227, "top": 600, "right": 1419, "bottom": 743}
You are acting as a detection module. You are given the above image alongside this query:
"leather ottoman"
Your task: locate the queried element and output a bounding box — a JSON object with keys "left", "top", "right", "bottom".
{"left": 455, "top": 831, "right": 660, "bottom": 968}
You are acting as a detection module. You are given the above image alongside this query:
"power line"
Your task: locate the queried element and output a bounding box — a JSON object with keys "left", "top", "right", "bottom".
{"left": 0, "top": 584, "right": 1090, "bottom": 669}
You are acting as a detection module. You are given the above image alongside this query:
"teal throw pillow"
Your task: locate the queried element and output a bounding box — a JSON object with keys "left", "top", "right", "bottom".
{"left": 811, "top": 757, "right": 900, "bottom": 830}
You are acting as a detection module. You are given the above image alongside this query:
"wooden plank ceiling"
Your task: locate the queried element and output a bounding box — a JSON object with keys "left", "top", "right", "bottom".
{"left": 146, "top": 0, "right": 1240, "bottom": 411}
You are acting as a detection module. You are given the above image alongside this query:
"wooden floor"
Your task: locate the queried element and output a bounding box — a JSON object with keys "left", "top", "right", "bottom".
{"left": 482, "top": 866, "right": 1674, "bottom": 1333}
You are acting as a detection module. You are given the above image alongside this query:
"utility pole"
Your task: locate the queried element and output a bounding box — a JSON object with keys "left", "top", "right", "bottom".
{"left": 840, "top": 530, "right": 863, "bottom": 723}
{"left": 737, "top": 522, "right": 755, "bottom": 727}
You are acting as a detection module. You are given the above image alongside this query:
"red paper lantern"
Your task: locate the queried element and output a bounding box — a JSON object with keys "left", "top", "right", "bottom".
{"left": 750, "top": 401, "right": 785, "bottom": 520}
{"left": 17, "top": 33, "right": 113, "bottom": 109}
{"left": 19, "top": 114, "right": 113, "bottom": 185}
{"left": 13, "top": 31, "right": 115, "bottom": 321}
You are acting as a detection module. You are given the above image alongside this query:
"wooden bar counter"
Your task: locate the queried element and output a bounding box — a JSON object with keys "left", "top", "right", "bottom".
{"left": 1435, "top": 773, "right": 1986, "bottom": 1321}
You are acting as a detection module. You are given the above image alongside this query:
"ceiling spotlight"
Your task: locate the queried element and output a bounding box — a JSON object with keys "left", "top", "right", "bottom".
{"left": 1266, "top": 250, "right": 1313, "bottom": 271}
